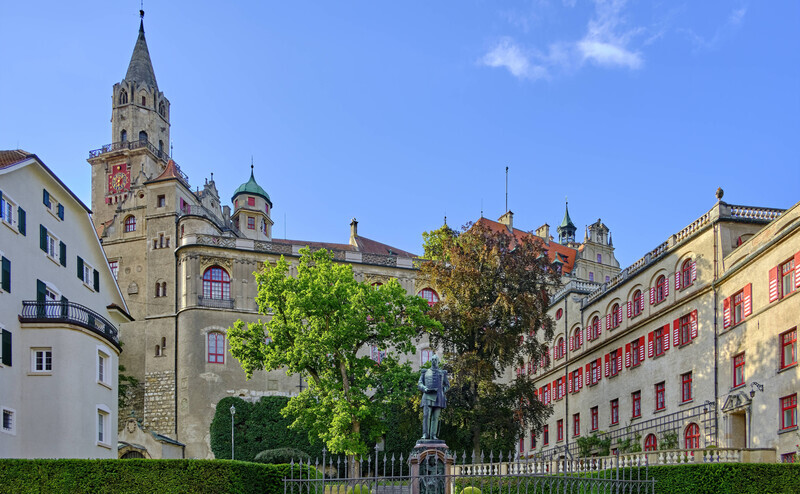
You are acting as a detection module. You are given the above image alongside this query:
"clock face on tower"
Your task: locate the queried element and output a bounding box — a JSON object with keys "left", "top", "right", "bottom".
{"left": 108, "top": 163, "right": 131, "bottom": 194}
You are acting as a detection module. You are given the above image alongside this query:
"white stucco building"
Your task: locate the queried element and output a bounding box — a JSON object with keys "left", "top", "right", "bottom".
{"left": 0, "top": 150, "right": 132, "bottom": 458}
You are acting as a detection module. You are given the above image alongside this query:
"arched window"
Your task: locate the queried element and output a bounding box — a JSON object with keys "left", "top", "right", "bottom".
{"left": 611, "top": 303, "right": 621, "bottom": 328}
{"left": 118, "top": 89, "right": 128, "bottom": 105}
{"left": 139, "top": 130, "right": 148, "bottom": 143}
{"left": 572, "top": 327, "right": 582, "bottom": 351}
{"left": 124, "top": 215, "right": 136, "bottom": 232}
{"left": 158, "top": 100, "right": 165, "bottom": 116}
{"left": 555, "top": 308, "right": 563, "bottom": 320}
{"left": 154, "top": 345, "right": 161, "bottom": 357}
{"left": 684, "top": 423, "right": 700, "bottom": 449}
{"left": 208, "top": 332, "right": 225, "bottom": 364}
{"left": 681, "top": 259, "right": 693, "bottom": 288}
{"left": 555, "top": 337, "right": 565, "bottom": 360}
{"left": 644, "top": 434, "right": 657, "bottom": 451}
{"left": 632, "top": 290, "right": 642, "bottom": 316}
{"left": 120, "top": 130, "right": 127, "bottom": 142}
{"left": 418, "top": 288, "right": 439, "bottom": 307}
{"left": 590, "top": 316, "right": 600, "bottom": 340}
{"left": 371, "top": 282, "right": 383, "bottom": 289}
{"left": 203, "top": 266, "right": 231, "bottom": 300}
{"left": 655, "top": 275, "right": 667, "bottom": 303}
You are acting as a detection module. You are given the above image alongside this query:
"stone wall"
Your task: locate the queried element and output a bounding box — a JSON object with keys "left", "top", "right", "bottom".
{"left": 144, "top": 370, "right": 175, "bottom": 435}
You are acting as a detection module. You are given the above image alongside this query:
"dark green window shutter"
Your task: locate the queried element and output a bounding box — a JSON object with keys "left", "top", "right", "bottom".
{"left": 43, "top": 189, "right": 50, "bottom": 208}
{"left": 59, "top": 242, "right": 66, "bottom": 267}
{"left": 93, "top": 269, "right": 100, "bottom": 292}
{"left": 0, "top": 189, "right": 4, "bottom": 220}
{"left": 1, "top": 257, "right": 10, "bottom": 293}
{"left": 1, "top": 329, "right": 11, "bottom": 366}
{"left": 77, "top": 256, "right": 84, "bottom": 281}
{"left": 17, "top": 207, "right": 25, "bottom": 236}
{"left": 40, "top": 225, "right": 47, "bottom": 252}
{"left": 36, "top": 279, "right": 46, "bottom": 302}
{"left": 57, "top": 204, "right": 64, "bottom": 220}
{"left": 60, "top": 295, "right": 69, "bottom": 318}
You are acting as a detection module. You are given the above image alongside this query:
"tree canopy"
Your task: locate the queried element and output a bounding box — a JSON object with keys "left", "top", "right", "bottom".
{"left": 227, "top": 247, "right": 440, "bottom": 456}
{"left": 420, "top": 221, "right": 559, "bottom": 455}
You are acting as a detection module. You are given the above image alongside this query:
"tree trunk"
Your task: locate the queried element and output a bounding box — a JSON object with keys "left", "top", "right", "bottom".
{"left": 348, "top": 421, "right": 361, "bottom": 479}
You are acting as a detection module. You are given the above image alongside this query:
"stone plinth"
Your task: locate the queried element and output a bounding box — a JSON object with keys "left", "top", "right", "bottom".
{"left": 409, "top": 440, "right": 454, "bottom": 494}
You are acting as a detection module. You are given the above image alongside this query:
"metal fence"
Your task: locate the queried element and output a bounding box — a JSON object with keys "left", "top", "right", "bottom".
{"left": 283, "top": 449, "right": 655, "bottom": 494}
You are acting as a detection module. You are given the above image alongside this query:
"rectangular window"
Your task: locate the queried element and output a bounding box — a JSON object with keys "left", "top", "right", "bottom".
{"left": 208, "top": 333, "right": 225, "bottom": 364}
{"left": 610, "top": 349, "right": 620, "bottom": 376}
{"left": 590, "top": 359, "right": 600, "bottom": 385}
{"left": 733, "top": 353, "right": 745, "bottom": 388}
{"left": 681, "top": 372, "right": 693, "bottom": 403}
{"left": 590, "top": 406, "right": 598, "bottom": 431}
{"left": 573, "top": 413, "right": 580, "bottom": 437}
{"left": 589, "top": 272, "right": 594, "bottom": 282}
{"left": 631, "top": 339, "right": 641, "bottom": 366}
{"left": 732, "top": 291, "right": 744, "bottom": 325}
{"left": 654, "top": 328, "right": 664, "bottom": 356}
{"left": 247, "top": 197, "right": 256, "bottom": 207}
{"left": 1, "top": 193, "right": 16, "bottom": 230}
{"left": 679, "top": 315, "right": 691, "bottom": 345}
{"left": 2, "top": 329, "right": 12, "bottom": 366}
{"left": 247, "top": 217, "right": 255, "bottom": 230}
{"left": 780, "top": 259, "right": 796, "bottom": 298}
{"left": 97, "top": 351, "right": 110, "bottom": 385}
{"left": 83, "top": 262, "right": 94, "bottom": 290}
{"left": 632, "top": 391, "right": 641, "bottom": 418}
{"left": 781, "top": 394, "right": 797, "bottom": 430}
{"left": 655, "top": 382, "right": 665, "bottom": 411}
{"left": 543, "top": 425, "right": 549, "bottom": 446}
{"left": 781, "top": 328, "right": 797, "bottom": 369}
{"left": 97, "top": 410, "right": 108, "bottom": 444}
{"left": 781, "top": 452, "right": 796, "bottom": 464}
{"left": 157, "top": 195, "right": 165, "bottom": 207}
{"left": 610, "top": 399, "right": 619, "bottom": 425}
{"left": 530, "top": 431, "right": 536, "bottom": 449}
{"left": 2, "top": 408, "right": 14, "bottom": 434}
{"left": 31, "top": 349, "right": 52, "bottom": 372}
{"left": 109, "top": 261, "right": 119, "bottom": 280}
{"left": 557, "top": 419, "right": 564, "bottom": 442}
{"left": 46, "top": 231, "right": 58, "bottom": 261}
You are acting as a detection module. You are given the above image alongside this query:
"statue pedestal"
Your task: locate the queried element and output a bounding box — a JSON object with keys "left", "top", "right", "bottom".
{"left": 409, "top": 440, "right": 453, "bottom": 494}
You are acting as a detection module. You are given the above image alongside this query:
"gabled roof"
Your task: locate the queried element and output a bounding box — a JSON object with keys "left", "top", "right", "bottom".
{"left": 0, "top": 150, "right": 91, "bottom": 213}
{"left": 0, "top": 149, "right": 30, "bottom": 168}
{"left": 271, "top": 235, "right": 417, "bottom": 258}
{"left": 148, "top": 159, "right": 184, "bottom": 184}
{"left": 475, "top": 217, "right": 577, "bottom": 274}
{"left": 125, "top": 15, "right": 158, "bottom": 88}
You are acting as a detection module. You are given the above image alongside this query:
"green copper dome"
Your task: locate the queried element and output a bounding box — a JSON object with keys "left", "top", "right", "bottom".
{"left": 232, "top": 167, "right": 272, "bottom": 207}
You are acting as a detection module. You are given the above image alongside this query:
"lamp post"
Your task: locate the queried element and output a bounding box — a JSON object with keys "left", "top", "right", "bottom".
{"left": 230, "top": 404, "right": 236, "bottom": 460}
{"left": 748, "top": 382, "right": 764, "bottom": 449}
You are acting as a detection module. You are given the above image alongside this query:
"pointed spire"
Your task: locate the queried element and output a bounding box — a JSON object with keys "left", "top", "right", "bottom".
{"left": 125, "top": 9, "right": 158, "bottom": 89}
{"left": 559, "top": 200, "right": 576, "bottom": 230}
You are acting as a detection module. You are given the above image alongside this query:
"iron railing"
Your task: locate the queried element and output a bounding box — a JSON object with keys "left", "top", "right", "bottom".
{"left": 19, "top": 300, "right": 120, "bottom": 348}
{"left": 197, "top": 296, "right": 234, "bottom": 309}
{"left": 88, "top": 138, "right": 189, "bottom": 184}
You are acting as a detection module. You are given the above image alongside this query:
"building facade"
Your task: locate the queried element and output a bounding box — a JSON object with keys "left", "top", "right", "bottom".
{"left": 0, "top": 151, "right": 130, "bottom": 458}
{"left": 524, "top": 198, "right": 798, "bottom": 463}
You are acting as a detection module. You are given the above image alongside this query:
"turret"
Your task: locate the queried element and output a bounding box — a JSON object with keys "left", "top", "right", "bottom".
{"left": 231, "top": 164, "right": 273, "bottom": 241}
{"left": 557, "top": 201, "right": 577, "bottom": 245}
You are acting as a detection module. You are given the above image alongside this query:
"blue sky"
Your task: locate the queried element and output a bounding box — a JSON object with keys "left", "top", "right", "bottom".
{"left": 1, "top": 1, "right": 798, "bottom": 267}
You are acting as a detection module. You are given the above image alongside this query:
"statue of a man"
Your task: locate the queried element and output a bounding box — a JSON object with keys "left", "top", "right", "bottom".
{"left": 418, "top": 354, "right": 449, "bottom": 440}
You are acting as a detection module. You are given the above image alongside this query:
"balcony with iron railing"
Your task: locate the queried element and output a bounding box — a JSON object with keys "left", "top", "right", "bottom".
{"left": 88, "top": 138, "right": 190, "bottom": 184}
{"left": 197, "top": 296, "right": 234, "bottom": 309}
{"left": 19, "top": 300, "right": 120, "bottom": 349}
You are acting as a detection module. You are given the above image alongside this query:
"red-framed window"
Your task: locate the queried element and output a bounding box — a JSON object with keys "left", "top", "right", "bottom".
{"left": 573, "top": 413, "right": 580, "bottom": 437}
{"left": 632, "top": 391, "right": 641, "bottom": 418}
{"left": 572, "top": 327, "right": 582, "bottom": 351}
{"left": 208, "top": 332, "right": 225, "bottom": 364}
{"left": 591, "top": 406, "right": 598, "bottom": 431}
{"left": 679, "top": 314, "right": 691, "bottom": 346}
{"left": 681, "top": 259, "right": 693, "bottom": 289}
{"left": 418, "top": 288, "right": 439, "bottom": 307}
{"left": 781, "top": 394, "right": 797, "bottom": 430}
{"left": 420, "top": 348, "right": 433, "bottom": 366}
{"left": 247, "top": 197, "right": 255, "bottom": 207}
{"left": 655, "top": 275, "right": 667, "bottom": 303}
{"left": 681, "top": 372, "right": 693, "bottom": 403}
{"left": 556, "top": 377, "right": 565, "bottom": 400}
{"left": 684, "top": 423, "right": 700, "bottom": 449}
{"left": 631, "top": 338, "right": 642, "bottom": 367}
{"left": 124, "top": 215, "right": 136, "bottom": 232}
{"left": 610, "top": 399, "right": 619, "bottom": 425}
{"left": 556, "top": 308, "right": 563, "bottom": 320}
{"left": 654, "top": 327, "right": 665, "bottom": 356}
{"left": 781, "top": 452, "right": 796, "bottom": 463}
{"left": 590, "top": 359, "right": 601, "bottom": 385}
{"left": 530, "top": 430, "right": 536, "bottom": 449}
{"left": 609, "top": 349, "right": 621, "bottom": 377}
{"left": 655, "top": 382, "right": 665, "bottom": 411}
{"left": 557, "top": 419, "right": 564, "bottom": 442}
{"left": 732, "top": 290, "right": 744, "bottom": 325}
{"left": 589, "top": 316, "right": 600, "bottom": 340}
{"left": 203, "top": 266, "right": 231, "bottom": 300}
{"left": 781, "top": 328, "right": 797, "bottom": 369}
{"left": 733, "top": 353, "right": 745, "bottom": 388}
{"left": 519, "top": 437, "right": 524, "bottom": 454}
{"left": 543, "top": 425, "right": 549, "bottom": 445}
{"left": 780, "top": 258, "right": 796, "bottom": 299}
{"left": 632, "top": 290, "right": 643, "bottom": 316}
{"left": 247, "top": 216, "right": 255, "bottom": 229}
{"left": 555, "top": 337, "right": 565, "bottom": 360}
{"left": 644, "top": 434, "right": 657, "bottom": 451}
{"left": 611, "top": 303, "right": 621, "bottom": 328}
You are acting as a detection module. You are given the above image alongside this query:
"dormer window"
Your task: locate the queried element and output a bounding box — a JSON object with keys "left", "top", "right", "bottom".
{"left": 141, "top": 96, "right": 146, "bottom": 106}
{"left": 248, "top": 197, "right": 255, "bottom": 207}
{"left": 119, "top": 89, "right": 128, "bottom": 105}
{"left": 158, "top": 101, "right": 165, "bottom": 116}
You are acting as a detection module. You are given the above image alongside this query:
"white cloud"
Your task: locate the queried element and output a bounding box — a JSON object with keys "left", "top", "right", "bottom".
{"left": 480, "top": 38, "right": 549, "bottom": 80}
{"left": 577, "top": 40, "right": 642, "bottom": 69}
{"left": 577, "top": 0, "right": 644, "bottom": 69}
{"left": 682, "top": 6, "right": 747, "bottom": 52}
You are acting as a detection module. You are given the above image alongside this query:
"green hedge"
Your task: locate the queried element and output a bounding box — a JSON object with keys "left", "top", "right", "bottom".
{"left": 0, "top": 459, "right": 320, "bottom": 494}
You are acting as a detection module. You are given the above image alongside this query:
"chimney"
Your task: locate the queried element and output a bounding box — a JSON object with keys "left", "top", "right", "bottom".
{"left": 535, "top": 223, "right": 550, "bottom": 240}
{"left": 349, "top": 218, "right": 358, "bottom": 246}
{"left": 498, "top": 211, "right": 514, "bottom": 231}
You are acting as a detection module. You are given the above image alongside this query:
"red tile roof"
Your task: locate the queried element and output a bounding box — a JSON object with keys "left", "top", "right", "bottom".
{"left": 271, "top": 235, "right": 417, "bottom": 258}
{"left": 0, "top": 149, "right": 32, "bottom": 168}
{"left": 475, "top": 217, "right": 577, "bottom": 274}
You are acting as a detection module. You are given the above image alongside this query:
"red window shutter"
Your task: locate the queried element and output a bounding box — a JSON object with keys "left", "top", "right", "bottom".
{"left": 585, "top": 326, "right": 591, "bottom": 341}
{"left": 627, "top": 301, "right": 632, "bottom": 318}
{"left": 664, "top": 276, "right": 670, "bottom": 297}
{"left": 743, "top": 283, "right": 752, "bottom": 317}
{"left": 618, "top": 305, "right": 623, "bottom": 322}
{"left": 650, "top": 287, "right": 655, "bottom": 305}
{"left": 639, "top": 336, "right": 645, "bottom": 361}
{"left": 795, "top": 252, "right": 800, "bottom": 289}
{"left": 640, "top": 296, "right": 645, "bottom": 313}
{"left": 769, "top": 266, "right": 779, "bottom": 302}
{"left": 606, "top": 314, "right": 611, "bottom": 330}
{"left": 585, "top": 362, "right": 591, "bottom": 378}
{"left": 568, "top": 377, "right": 573, "bottom": 393}
{"left": 648, "top": 332, "right": 654, "bottom": 357}
{"left": 673, "top": 318, "right": 680, "bottom": 346}
{"left": 675, "top": 270, "right": 681, "bottom": 291}
{"left": 625, "top": 343, "right": 631, "bottom": 367}
{"left": 569, "top": 336, "right": 573, "bottom": 351}
{"left": 723, "top": 297, "right": 731, "bottom": 328}
{"left": 663, "top": 324, "right": 671, "bottom": 351}
{"left": 605, "top": 354, "right": 610, "bottom": 376}
{"left": 692, "top": 262, "right": 697, "bottom": 282}
{"left": 578, "top": 367, "right": 583, "bottom": 388}
{"left": 690, "top": 310, "right": 698, "bottom": 339}
{"left": 596, "top": 358, "right": 602, "bottom": 381}
{"left": 617, "top": 348, "right": 623, "bottom": 369}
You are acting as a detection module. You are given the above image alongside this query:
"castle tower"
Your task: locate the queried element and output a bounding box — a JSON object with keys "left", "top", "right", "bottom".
{"left": 231, "top": 165, "right": 273, "bottom": 241}
{"left": 88, "top": 10, "right": 171, "bottom": 226}
{"left": 557, "top": 202, "right": 577, "bottom": 245}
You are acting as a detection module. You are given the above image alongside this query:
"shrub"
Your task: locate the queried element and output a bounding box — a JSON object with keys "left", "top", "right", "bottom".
{"left": 459, "top": 487, "right": 482, "bottom": 494}
{"left": 254, "top": 448, "right": 311, "bottom": 464}
{"left": 346, "top": 485, "right": 370, "bottom": 494}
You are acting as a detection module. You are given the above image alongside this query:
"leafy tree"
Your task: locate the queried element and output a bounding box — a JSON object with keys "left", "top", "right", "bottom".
{"left": 420, "top": 221, "right": 559, "bottom": 455}
{"left": 227, "top": 248, "right": 440, "bottom": 458}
